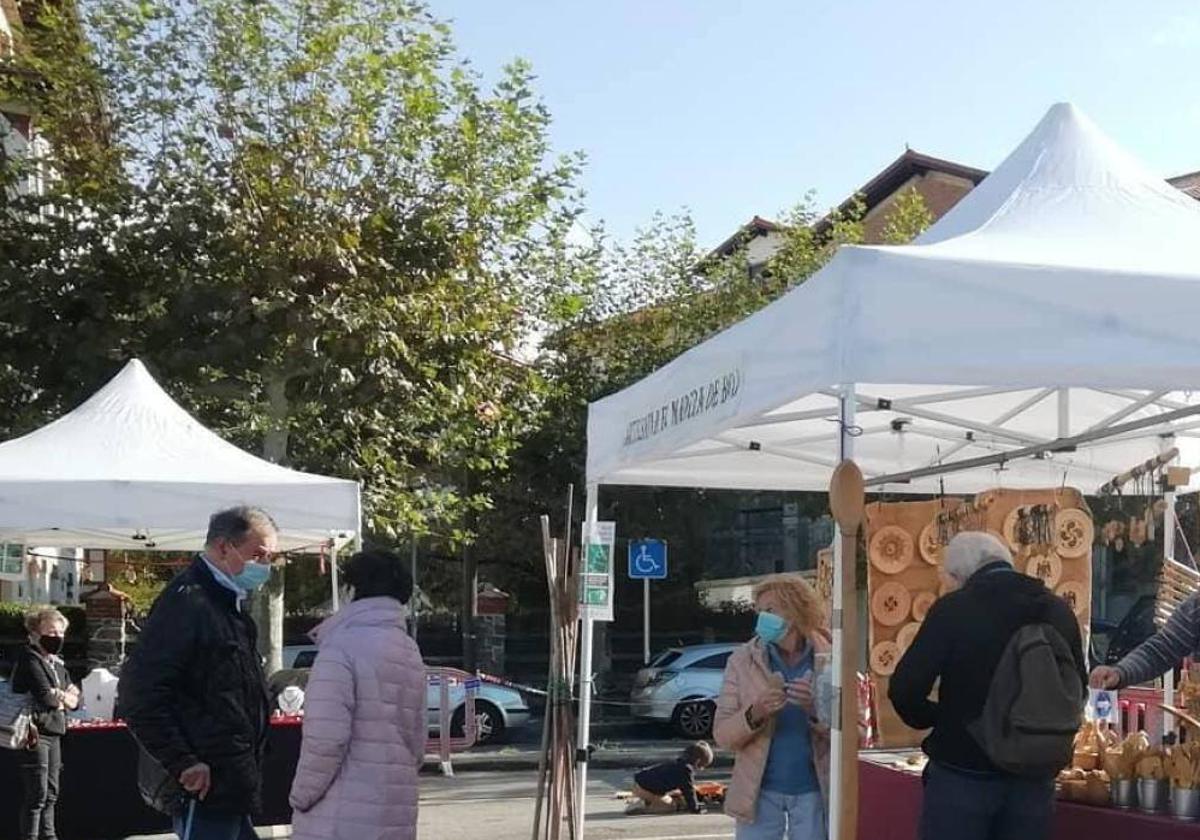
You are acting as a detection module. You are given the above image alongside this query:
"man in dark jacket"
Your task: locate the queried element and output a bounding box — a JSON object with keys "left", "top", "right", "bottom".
{"left": 119, "top": 506, "right": 278, "bottom": 840}
{"left": 889, "top": 531, "right": 1086, "bottom": 840}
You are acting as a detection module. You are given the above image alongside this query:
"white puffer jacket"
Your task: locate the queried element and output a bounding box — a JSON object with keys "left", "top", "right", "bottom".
{"left": 290, "top": 597, "right": 425, "bottom": 840}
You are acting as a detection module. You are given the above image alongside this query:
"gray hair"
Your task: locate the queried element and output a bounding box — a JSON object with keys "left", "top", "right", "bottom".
{"left": 25, "top": 606, "right": 68, "bottom": 634}
{"left": 943, "top": 531, "right": 1013, "bottom": 584}
{"left": 205, "top": 506, "right": 278, "bottom": 547}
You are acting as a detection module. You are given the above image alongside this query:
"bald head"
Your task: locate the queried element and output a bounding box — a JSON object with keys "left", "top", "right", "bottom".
{"left": 944, "top": 531, "right": 1013, "bottom": 585}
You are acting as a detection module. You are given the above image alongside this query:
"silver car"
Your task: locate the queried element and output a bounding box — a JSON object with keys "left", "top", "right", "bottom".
{"left": 269, "top": 650, "right": 530, "bottom": 745}
{"left": 630, "top": 643, "right": 737, "bottom": 738}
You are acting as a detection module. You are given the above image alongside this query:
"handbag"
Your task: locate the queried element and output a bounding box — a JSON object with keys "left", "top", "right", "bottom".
{"left": 0, "top": 686, "right": 33, "bottom": 750}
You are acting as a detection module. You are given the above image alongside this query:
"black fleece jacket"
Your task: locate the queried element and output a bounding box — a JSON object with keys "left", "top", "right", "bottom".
{"left": 888, "top": 562, "right": 1086, "bottom": 772}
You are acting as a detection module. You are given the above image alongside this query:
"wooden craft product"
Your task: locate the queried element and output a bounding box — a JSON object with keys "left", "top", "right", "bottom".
{"left": 865, "top": 496, "right": 961, "bottom": 749}
{"left": 1054, "top": 509, "right": 1094, "bottom": 558}
{"left": 829, "top": 461, "right": 866, "bottom": 840}
{"left": 896, "top": 621, "right": 922, "bottom": 653}
{"left": 871, "top": 581, "right": 912, "bottom": 627}
{"left": 912, "top": 591, "right": 936, "bottom": 621}
{"left": 917, "top": 521, "right": 943, "bottom": 565}
{"left": 870, "top": 640, "right": 902, "bottom": 676}
{"left": 1025, "top": 553, "right": 1064, "bottom": 589}
{"left": 981, "top": 487, "right": 1092, "bottom": 638}
{"left": 869, "top": 525, "right": 915, "bottom": 575}
{"left": 1055, "top": 581, "right": 1087, "bottom": 617}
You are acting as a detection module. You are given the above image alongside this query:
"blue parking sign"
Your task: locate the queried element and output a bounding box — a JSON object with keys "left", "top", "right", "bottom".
{"left": 628, "top": 539, "right": 667, "bottom": 580}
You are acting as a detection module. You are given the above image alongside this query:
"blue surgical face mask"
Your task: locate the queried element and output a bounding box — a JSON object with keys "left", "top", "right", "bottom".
{"left": 232, "top": 560, "right": 272, "bottom": 592}
{"left": 755, "top": 611, "right": 788, "bottom": 644}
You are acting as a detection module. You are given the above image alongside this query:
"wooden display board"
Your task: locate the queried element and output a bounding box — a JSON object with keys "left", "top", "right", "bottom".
{"left": 865, "top": 488, "right": 1093, "bottom": 748}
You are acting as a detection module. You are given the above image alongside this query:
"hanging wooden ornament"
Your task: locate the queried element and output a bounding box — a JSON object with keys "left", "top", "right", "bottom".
{"left": 1055, "top": 581, "right": 1088, "bottom": 617}
{"left": 912, "top": 591, "right": 937, "bottom": 621}
{"left": 918, "top": 521, "right": 944, "bottom": 565}
{"left": 869, "top": 525, "right": 915, "bottom": 575}
{"left": 896, "top": 621, "right": 922, "bottom": 653}
{"left": 871, "top": 580, "right": 912, "bottom": 627}
{"left": 1054, "top": 509, "right": 1094, "bottom": 558}
{"left": 870, "top": 640, "right": 902, "bottom": 676}
{"left": 1024, "top": 553, "right": 1063, "bottom": 588}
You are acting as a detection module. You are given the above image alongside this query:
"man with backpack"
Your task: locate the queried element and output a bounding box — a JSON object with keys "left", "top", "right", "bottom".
{"left": 889, "top": 531, "right": 1087, "bottom": 840}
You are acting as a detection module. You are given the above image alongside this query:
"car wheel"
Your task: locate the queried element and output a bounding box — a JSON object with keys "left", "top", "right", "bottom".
{"left": 673, "top": 699, "right": 715, "bottom": 739}
{"left": 452, "top": 701, "right": 506, "bottom": 745}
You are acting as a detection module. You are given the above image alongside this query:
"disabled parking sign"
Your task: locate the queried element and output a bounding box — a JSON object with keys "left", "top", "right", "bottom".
{"left": 628, "top": 539, "right": 667, "bottom": 580}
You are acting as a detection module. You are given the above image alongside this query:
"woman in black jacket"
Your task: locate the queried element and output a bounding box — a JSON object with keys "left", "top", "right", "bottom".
{"left": 12, "top": 607, "right": 80, "bottom": 840}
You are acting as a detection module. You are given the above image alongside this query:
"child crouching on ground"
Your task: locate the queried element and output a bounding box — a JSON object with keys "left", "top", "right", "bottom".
{"left": 625, "top": 741, "right": 714, "bottom": 815}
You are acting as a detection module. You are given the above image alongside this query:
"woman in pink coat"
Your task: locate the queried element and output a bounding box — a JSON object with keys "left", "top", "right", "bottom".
{"left": 290, "top": 550, "right": 425, "bottom": 840}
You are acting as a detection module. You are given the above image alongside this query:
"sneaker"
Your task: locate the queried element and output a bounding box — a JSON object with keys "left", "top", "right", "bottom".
{"left": 624, "top": 799, "right": 647, "bottom": 815}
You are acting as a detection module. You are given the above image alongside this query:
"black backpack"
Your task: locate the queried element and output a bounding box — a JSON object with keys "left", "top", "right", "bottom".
{"left": 968, "top": 622, "right": 1085, "bottom": 777}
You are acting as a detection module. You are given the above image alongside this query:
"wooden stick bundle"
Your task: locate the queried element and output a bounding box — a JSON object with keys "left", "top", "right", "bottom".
{"left": 531, "top": 501, "right": 579, "bottom": 840}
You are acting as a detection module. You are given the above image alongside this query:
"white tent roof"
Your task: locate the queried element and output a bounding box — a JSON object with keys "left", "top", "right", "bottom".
{"left": 0, "top": 360, "right": 360, "bottom": 551}
{"left": 587, "top": 104, "right": 1200, "bottom": 495}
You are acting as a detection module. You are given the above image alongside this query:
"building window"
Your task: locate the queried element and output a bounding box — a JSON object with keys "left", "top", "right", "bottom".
{"left": 0, "top": 542, "right": 24, "bottom": 578}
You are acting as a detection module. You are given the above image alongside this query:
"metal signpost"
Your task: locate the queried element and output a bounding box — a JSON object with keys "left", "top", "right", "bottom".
{"left": 627, "top": 539, "right": 667, "bottom": 664}
{"left": 575, "top": 508, "right": 615, "bottom": 839}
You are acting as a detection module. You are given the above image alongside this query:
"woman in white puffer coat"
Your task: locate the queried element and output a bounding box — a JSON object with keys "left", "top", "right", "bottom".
{"left": 290, "top": 550, "right": 425, "bottom": 840}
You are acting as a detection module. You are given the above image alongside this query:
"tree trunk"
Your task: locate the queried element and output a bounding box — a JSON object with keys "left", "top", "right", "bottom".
{"left": 254, "top": 372, "right": 291, "bottom": 677}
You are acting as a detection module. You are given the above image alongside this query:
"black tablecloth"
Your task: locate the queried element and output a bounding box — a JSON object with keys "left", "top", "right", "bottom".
{"left": 0, "top": 721, "right": 301, "bottom": 839}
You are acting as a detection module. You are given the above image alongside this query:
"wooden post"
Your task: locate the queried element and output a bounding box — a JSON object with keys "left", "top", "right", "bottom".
{"left": 829, "top": 460, "right": 865, "bottom": 840}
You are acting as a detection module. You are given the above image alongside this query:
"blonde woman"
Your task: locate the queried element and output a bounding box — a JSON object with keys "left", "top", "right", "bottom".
{"left": 714, "top": 575, "right": 830, "bottom": 840}
{"left": 12, "top": 607, "right": 80, "bottom": 840}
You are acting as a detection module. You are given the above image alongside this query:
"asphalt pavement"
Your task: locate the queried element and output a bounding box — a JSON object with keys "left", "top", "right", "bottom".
{"left": 419, "top": 766, "right": 736, "bottom": 840}
{"left": 124, "top": 715, "right": 724, "bottom": 840}
{"left": 434, "top": 714, "right": 733, "bottom": 774}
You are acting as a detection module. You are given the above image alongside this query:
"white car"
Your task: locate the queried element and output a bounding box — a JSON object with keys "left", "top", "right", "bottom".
{"left": 270, "top": 650, "right": 530, "bottom": 745}
{"left": 630, "top": 643, "right": 737, "bottom": 738}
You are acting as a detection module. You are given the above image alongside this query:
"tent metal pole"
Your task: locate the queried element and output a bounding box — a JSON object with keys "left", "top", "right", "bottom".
{"left": 576, "top": 483, "right": 599, "bottom": 840}
{"left": 830, "top": 383, "right": 857, "bottom": 840}
{"left": 865, "top": 401, "right": 1200, "bottom": 488}
{"left": 1058, "top": 389, "right": 1070, "bottom": 437}
{"left": 329, "top": 542, "right": 340, "bottom": 613}
{"left": 1163, "top": 436, "right": 1178, "bottom": 736}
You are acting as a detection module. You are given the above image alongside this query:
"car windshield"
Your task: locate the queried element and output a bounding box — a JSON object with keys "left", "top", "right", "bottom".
{"left": 650, "top": 650, "right": 682, "bottom": 669}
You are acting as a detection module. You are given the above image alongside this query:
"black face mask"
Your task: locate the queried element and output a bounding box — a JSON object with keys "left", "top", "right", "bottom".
{"left": 38, "top": 635, "right": 63, "bottom": 655}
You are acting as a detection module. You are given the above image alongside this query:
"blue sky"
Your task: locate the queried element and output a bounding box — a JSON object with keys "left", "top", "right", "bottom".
{"left": 435, "top": 0, "right": 1200, "bottom": 248}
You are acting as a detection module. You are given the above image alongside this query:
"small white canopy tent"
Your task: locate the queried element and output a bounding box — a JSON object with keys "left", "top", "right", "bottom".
{"left": 580, "top": 103, "right": 1200, "bottom": 839}
{"left": 0, "top": 359, "right": 361, "bottom": 552}
{"left": 588, "top": 103, "right": 1200, "bottom": 496}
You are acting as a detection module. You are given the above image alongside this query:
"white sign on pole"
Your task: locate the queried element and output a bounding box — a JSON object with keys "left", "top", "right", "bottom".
{"left": 580, "top": 520, "right": 616, "bottom": 622}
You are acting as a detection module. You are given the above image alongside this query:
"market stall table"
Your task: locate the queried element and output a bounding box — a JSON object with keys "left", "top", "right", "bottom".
{"left": 0, "top": 718, "right": 301, "bottom": 840}
{"left": 859, "top": 753, "right": 1200, "bottom": 840}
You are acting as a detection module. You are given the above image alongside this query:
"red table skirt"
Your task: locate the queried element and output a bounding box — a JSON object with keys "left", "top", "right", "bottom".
{"left": 858, "top": 759, "right": 1200, "bottom": 840}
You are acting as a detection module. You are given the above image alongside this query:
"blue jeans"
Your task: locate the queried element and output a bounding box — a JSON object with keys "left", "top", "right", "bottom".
{"left": 172, "top": 800, "right": 256, "bottom": 840}
{"left": 736, "top": 789, "right": 825, "bottom": 840}
{"left": 920, "top": 761, "right": 1055, "bottom": 840}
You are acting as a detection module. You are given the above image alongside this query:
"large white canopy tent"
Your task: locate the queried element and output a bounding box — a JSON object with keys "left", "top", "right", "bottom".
{"left": 580, "top": 103, "right": 1200, "bottom": 838}
{"left": 0, "top": 359, "right": 361, "bottom": 554}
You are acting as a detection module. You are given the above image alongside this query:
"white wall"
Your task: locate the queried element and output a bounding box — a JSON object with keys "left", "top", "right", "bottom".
{"left": 747, "top": 230, "right": 784, "bottom": 269}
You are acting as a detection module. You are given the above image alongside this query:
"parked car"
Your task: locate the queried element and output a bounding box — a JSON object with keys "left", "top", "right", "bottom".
{"left": 267, "top": 654, "right": 529, "bottom": 745}
{"left": 630, "top": 643, "right": 737, "bottom": 738}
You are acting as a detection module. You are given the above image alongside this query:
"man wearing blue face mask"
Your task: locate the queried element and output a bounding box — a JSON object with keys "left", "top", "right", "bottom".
{"left": 119, "top": 506, "right": 278, "bottom": 840}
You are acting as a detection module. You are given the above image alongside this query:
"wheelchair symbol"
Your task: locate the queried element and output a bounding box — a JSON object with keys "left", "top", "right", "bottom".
{"left": 634, "top": 545, "right": 659, "bottom": 575}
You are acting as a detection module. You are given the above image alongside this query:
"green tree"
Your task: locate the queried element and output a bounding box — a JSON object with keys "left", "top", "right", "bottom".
{"left": 880, "top": 186, "right": 935, "bottom": 244}
{"left": 477, "top": 196, "right": 868, "bottom": 604}
{"left": 0, "top": 0, "right": 583, "bottom": 667}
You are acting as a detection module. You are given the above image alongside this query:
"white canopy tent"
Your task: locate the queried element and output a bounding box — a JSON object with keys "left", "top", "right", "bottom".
{"left": 588, "top": 103, "right": 1200, "bottom": 496}
{"left": 0, "top": 359, "right": 361, "bottom": 553}
{"left": 580, "top": 103, "right": 1200, "bottom": 838}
